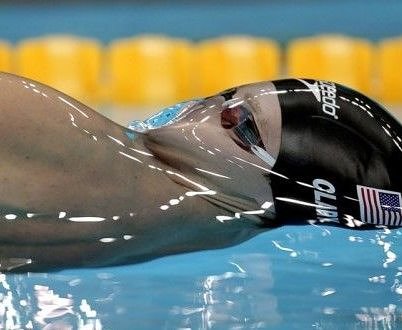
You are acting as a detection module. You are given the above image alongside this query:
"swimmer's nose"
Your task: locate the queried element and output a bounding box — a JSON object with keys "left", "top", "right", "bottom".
{"left": 128, "top": 99, "right": 199, "bottom": 132}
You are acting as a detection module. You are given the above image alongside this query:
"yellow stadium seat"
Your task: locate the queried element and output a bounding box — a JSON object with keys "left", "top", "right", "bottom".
{"left": 16, "top": 35, "right": 102, "bottom": 104}
{"left": 197, "top": 36, "right": 280, "bottom": 96}
{"left": 287, "top": 35, "right": 374, "bottom": 94}
{"left": 378, "top": 38, "right": 402, "bottom": 104}
{"left": 0, "top": 41, "right": 12, "bottom": 72}
{"left": 108, "top": 35, "right": 193, "bottom": 106}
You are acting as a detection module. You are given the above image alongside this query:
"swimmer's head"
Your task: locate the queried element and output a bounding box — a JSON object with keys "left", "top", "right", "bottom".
{"left": 131, "top": 78, "right": 402, "bottom": 226}
{"left": 132, "top": 81, "right": 282, "bottom": 171}
{"left": 135, "top": 82, "right": 284, "bottom": 212}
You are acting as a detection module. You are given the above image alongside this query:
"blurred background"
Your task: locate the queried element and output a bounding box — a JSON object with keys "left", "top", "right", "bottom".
{"left": 1, "top": 0, "right": 402, "bottom": 124}
{"left": 0, "top": 3, "right": 402, "bottom": 329}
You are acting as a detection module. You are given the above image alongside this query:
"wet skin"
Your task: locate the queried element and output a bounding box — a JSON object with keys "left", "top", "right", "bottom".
{"left": 0, "top": 73, "right": 281, "bottom": 271}
{"left": 0, "top": 72, "right": 401, "bottom": 272}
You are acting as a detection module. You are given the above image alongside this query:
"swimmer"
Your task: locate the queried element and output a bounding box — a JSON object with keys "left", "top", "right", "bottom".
{"left": 0, "top": 72, "right": 401, "bottom": 271}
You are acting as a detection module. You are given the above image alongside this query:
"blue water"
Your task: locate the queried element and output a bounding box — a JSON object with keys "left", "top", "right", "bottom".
{"left": 1, "top": 225, "right": 401, "bottom": 329}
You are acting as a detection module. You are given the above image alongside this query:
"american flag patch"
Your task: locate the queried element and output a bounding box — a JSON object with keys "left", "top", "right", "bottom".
{"left": 357, "top": 185, "right": 402, "bottom": 226}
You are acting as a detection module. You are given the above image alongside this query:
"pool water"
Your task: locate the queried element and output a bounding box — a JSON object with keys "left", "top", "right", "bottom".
{"left": 1, "top": 224, "right": 401, "bottom": 329}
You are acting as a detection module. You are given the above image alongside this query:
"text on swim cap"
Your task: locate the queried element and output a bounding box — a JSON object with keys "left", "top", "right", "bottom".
{"left": 319, "top": 81, "right": 339, "bottom": 120}
{"left": 297, "top": 79, "right": 339, "bottom": 120}
{"left": 313, "top": 178, "right": 338, "bottom": 223}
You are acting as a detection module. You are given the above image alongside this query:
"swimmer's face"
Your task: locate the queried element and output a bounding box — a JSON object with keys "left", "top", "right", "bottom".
{"left": 214, "top": 81, "right": 282, "bottom": 165}
{"left": 142, "top": 82, "right": 282, "bottom": 207}
{"left": 143, "top": 81, "right": 282, "bottom": 170}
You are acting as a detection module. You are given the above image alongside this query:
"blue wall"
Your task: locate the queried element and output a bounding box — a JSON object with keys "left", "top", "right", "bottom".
{"left": 0, "top": 1, "right": 401, "bottom": 44}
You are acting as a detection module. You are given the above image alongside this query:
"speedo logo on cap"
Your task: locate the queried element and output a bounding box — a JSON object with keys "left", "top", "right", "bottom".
{"left": 297, "top": 79, "right": 339, "bottom": 120}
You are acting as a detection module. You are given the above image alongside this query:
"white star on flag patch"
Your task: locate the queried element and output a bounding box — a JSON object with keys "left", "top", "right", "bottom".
{"left": 356, "top": 185, "right": 402, "bottom": 226}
